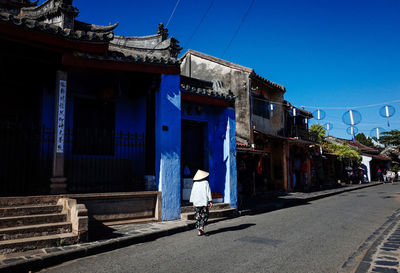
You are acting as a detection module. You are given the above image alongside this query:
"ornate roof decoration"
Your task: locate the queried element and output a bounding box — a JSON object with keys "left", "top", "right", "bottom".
{"left": 0, "top": 0, "right": 37, "bottom": 14}
{"left": 157, "top": 23, "right": 168, "bottom": 40}
{"left": 19, "top": 0, "right": 79, "bottom": 28}
{"left": 180, "top": 75, "right": 235, "bottom": 102}
{"left": 1, "top": 1, "right": 181, "bottom": 62}
{"left": 74, "top": 20, "right": 118, "bottom": 33}
{"left": 15, "top": 0, "right": 117, "bottom": 33}
{"left": 110, "top": 23, "right": 182, "bottom": 59}
{"left": 0, "top": 12, "right": 114, "bottom": 42}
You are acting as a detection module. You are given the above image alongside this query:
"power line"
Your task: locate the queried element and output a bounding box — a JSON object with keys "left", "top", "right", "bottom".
{"left": 222, "top": 0, "right": 256, "bottom": 58}
{"left": 166, "top": 0, "right": 182, "bottom": 28}
{"left": 144, "top": 0, "right": 182, "bottom": 58}
{"left": 184, "top": 0, "right": 216, "bottom": 49}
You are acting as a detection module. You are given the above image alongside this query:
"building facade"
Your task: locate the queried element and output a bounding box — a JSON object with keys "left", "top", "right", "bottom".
{"left": 180, "top": 50, "right": 295, "bottom": 198}
{"left": 0, "top": 0, "right": 184, "bottom": 220}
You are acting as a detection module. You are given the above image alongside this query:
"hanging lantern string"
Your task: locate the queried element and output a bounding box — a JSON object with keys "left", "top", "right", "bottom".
{"left": 252, "top": 97, "right": 311, "bottom": 118}
{"left": 300, "top": 99, "right": 400, "bottom": 110}
{"left": 252, "top": 97, "right": 400, "bottom": 112}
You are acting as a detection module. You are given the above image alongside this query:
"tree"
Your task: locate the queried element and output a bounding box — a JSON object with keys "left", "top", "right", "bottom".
{"left": 309, "top": 124, "right": 326, "bottom": 143}
{"left": 381, "top": 130, "right": 400, "bottom": 147}
{"left": 355, "top": 133, "right": 374, "bottom": 147}
{"left": 309, "top": 123, "right": 361, "bottom": 162}
{"left": 323, "top": 142, "right": 361, "bottom": 163}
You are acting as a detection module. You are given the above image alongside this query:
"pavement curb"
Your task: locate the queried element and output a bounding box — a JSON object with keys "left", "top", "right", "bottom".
{"left": 0, "top": 182, "right": 384, "bottom": 273}
{"left": 354, "top": 209, "right": 400, "bottom": 273}
{"left": 0, "top": 224, "right": 192, "bottom": 273}
{"left": 340, "top": 208, "right": 400, "bottom": 273}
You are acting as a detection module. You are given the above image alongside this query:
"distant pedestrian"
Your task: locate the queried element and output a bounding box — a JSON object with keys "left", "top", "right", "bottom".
{"left": 377, "top": 168, "right": 382, "bottom": 182}
{"left": 190, "top": 170, "right": 213, "bottom": 236}
{"left": 383, "top": 169, "right": 387, "bottom": 182}
{"left": 388, "top": 170, "right": 395, "bottom": 184}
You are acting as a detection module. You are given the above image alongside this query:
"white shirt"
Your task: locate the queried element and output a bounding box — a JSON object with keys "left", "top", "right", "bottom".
{"left": 189, "top": 180, "right": 212, "bottom": 207}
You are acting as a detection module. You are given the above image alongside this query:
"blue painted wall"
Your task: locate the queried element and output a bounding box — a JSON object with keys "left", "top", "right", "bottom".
{"left": 155, "top": 74, "right": 181, "bottom": 221}
{"left": 41, "top": 87, "right": 55, "bottom": 128}
{"left": 181, "top": 100, "right": 237, "bottom": 208}
{"left": 40, "top": 74, "right": 147, "bottom": 178}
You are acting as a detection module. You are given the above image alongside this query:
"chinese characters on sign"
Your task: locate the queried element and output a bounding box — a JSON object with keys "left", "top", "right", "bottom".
{"left": 56, "top": 80, "right": 67, "bottom": 153}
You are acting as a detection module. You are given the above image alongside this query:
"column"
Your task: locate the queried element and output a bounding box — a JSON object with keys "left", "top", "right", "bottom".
{"left": 155, "top": 74, "right": 181, "bottom": 221}
{"left": 223, "top": 108, "right": 237, "bottom": 208}
{"left": 282, "top": 141, "right": 289, "bottom": 191}
{"left": 50, "top": 71, "right": 68, "bottom": 194}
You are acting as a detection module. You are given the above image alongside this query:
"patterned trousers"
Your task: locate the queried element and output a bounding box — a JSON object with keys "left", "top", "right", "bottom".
{"left": 194, "top": 206, "right": 209, "bottom": 230}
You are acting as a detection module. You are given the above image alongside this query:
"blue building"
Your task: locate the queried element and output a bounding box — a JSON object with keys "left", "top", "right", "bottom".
{"left": 0, "top": 0, "right": 239, "bottom": 222}
{"left": 0, "top": 0, "right": 183, "bottom": 221}
{"left": 180, "top": 76, "right": 237, "bottom": 209}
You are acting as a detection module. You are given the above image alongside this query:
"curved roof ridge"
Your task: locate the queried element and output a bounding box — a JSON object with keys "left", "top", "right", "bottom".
{"left": 74, "top": 20, "right": 118, "bottom": 33}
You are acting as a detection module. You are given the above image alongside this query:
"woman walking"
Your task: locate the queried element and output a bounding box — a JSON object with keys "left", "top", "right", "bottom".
{"left": 190, "top": 170, "right": 213, "bottom": 236}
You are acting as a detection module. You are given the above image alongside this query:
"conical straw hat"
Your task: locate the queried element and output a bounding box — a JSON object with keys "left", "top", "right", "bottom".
{"left": 193, "top": 170, "right": 209, "bottom": 181}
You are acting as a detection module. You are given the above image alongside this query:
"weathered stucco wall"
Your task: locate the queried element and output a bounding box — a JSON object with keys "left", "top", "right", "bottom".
{"left": 251, "top": 90, "right": 284, "bottom": 135}
{"left": 181, "top": 54, "right": 251, "bottom": 143}
{"left": 269, "top": 92, "right": 284, "bottom": 134}
{"left": 248, "top": 73, "right": 285, "bottom": 136}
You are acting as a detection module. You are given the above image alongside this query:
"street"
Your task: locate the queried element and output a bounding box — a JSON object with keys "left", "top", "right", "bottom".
{"left": 41, "top": 184, "right": 400, "bottom": 273}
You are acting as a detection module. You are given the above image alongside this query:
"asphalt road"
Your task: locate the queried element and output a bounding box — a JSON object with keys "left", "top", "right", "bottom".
{"left": 41, "top": 184, "right": 400, "bottom": 273}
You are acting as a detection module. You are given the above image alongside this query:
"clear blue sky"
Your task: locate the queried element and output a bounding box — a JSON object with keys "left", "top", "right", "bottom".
{"left": 42, "top": 0, "right": 400, "bottom": 139}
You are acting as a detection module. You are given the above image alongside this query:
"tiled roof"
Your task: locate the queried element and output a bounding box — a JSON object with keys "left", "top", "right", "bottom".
{"left": 72, "top": 51, "right": 180, "bottom": 66}
{"left": 181, "top": 50, "right": 285, "bottom": 92}
{"left": 180, "top": 83, "right": 235, "bottom": 102}
{"left": 381, "top": 146, "right": 400, "bottom": 157}
{"left": 370, "top": 154, "right": 391, "bottom": 161}
{"left": 236, "top": 140, "right": 249, "bottom": 147}
{"left": 74, "top": 20, "right": 119, "bottom": 33}
{"left": 236, "top": 146, "right": 267, "bottom": 154}
{"left": 110, "top": 24, "right": 182, "bottom": 59}
{"left": 180, "top": 76, "right": 235, "bottom": 102}
{"left": 345, "top": 140, "right": 378, "bottom": 153}
{"left": 0, "top": 12, "right": 114, "bottom": 42}
{"left": 250, "top": 72, "right": 286, "bottom": 92}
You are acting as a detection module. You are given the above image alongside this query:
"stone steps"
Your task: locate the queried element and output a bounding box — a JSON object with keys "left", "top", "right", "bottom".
{"left": 0, "top": 196, "right": 59, "bottom": 208}
{"left": 0, "top": 213, "right": 67, "bottom": 229}
{"left": 181, "top": 207, "right": 238, "bottom": 221}
{"left": 0, "top": 204, "right": 63, "bottom": 217}
{"left": 0, "top": 222, "right": 72, "bottom": 241}
{"left": 0, "top": 197, "right": 86, "bottom": 254}
{"left": 0, "top": 232, "right": 78, "bottom": 253}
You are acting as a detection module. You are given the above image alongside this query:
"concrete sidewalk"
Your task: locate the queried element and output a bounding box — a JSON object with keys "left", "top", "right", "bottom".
{"left": 0, "top": 182, "right": 383, "bottom": 273}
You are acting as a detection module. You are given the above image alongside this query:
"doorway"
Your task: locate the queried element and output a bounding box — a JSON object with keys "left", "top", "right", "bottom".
{"left": 181, "top": 120, "right": 208, "bottom": 178}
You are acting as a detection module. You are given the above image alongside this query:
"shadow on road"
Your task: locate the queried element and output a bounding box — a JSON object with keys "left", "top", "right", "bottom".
{"left": 206, "top": 223, "right": 256, "bottom": 236}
